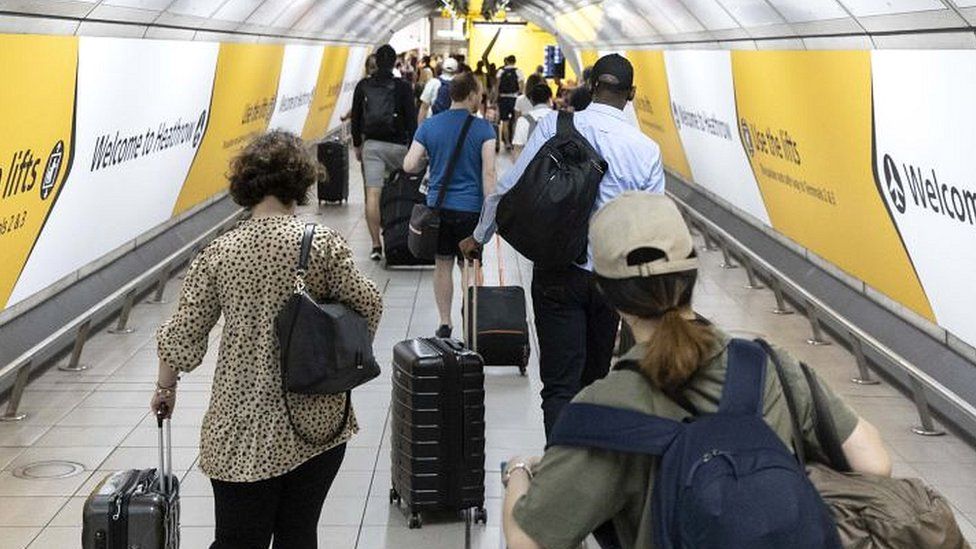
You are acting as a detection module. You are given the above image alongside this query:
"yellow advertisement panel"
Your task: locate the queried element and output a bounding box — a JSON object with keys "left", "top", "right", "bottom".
{"left": 0, "top": 35, "right": 77, "bottom": 309}
{"left": 732, "top": 50, "right": 933, "bottom": 319}
{"left": 580, "top": 49, "right": 600, "bottom": 70}
{"left": 302, "top": 45, "right": 350, "bottom": 141}
{"left": 174, "top": 43, "right": 284, "bottom": 215}
{"left": 627, "top": 50, "right": 692, "bottom": 182}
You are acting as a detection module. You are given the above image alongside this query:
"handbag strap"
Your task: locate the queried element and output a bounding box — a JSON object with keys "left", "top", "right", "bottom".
{"left": 433, "top": 114, "right": 476, "bottom": 210}
{"left": 756, "top": 338, "right": 807, "bottom": 467}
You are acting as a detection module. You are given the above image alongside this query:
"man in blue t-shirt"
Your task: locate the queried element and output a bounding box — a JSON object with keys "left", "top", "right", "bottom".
{"left": 403, "top": 72, "right": 497, "bottom": 338}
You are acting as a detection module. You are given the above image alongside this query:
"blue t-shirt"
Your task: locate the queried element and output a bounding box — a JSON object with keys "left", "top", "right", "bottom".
{"left": 415, "top": 109, "right": 496, "bottom": 213}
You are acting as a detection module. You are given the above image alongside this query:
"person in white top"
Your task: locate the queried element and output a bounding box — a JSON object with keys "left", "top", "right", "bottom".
{"left": 418, "top": 57, "right": 459, "bottom": 124}
{"left": 496, "top": 55, "right": 525, "bottom": 150}
{"left": 512, "top": 84, "right": 553, "bottom": 159}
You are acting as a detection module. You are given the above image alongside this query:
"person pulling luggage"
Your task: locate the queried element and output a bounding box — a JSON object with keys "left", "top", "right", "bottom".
{"left": 351, "top": 44, "right": 417, "bottom": 261}
{"left": 461, "top": 54, "right": 666, "bottom": 439}
{"left": 403, "top": 71, "right": 497, "bottom": 338}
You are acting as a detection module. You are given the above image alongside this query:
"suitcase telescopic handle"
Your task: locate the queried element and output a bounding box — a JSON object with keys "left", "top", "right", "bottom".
{"left": 463, "top": 259, "right": 481, "bottom": 352}
{"left": 155, "top": 404, "right": 172, "bottom": 496}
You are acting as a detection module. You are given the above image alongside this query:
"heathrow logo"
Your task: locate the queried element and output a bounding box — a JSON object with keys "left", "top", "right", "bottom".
{"left": 739, "top": 118, "right": 755, "bottom": 157}
{"left": 40, "top": 141, "right": 64, "bottom": 200}
{"left": 882, "top": 154, "right": 906, "bottom": 214}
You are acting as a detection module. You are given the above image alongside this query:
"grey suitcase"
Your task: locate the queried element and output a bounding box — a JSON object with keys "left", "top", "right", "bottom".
{"left": 82, "top": 408, "right": 180, "bottom": 549}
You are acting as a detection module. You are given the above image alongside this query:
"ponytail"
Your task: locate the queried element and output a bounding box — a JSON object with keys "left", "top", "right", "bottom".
{"left": 597, "top": 270, "right": 717, "bottom": 394}
{"left": 640, "top": 308, "right": 717, "bottom": 395}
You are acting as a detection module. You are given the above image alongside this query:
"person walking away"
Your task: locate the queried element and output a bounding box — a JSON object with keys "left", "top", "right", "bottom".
{"left": 153, "top": 130, "right": 384, "bottom": 549}
{"left": 474, "top": 60, "right": 490, "bottom": 116}
{"left": 515, "top": 73, "right": 545, "bottom": 121}
{"left": 500, "top": 192, "right": 891, "bottom": 549}
{"left": 461, "top": 54, "right": 665, "bottom": 437}
{"left": 403, "top": 72, "right": 497, "bottom": 338}
{"left": 418, "top": 57, "right": 459, "bottom": 124}
{"left": 496, "top": 55, "right": 525, "bottom": 151}
{"left": 512, "top": 84, "right": 552, "bottom": 159}
{"left": 351, "top": 44, "right": 417, "bottom": 261}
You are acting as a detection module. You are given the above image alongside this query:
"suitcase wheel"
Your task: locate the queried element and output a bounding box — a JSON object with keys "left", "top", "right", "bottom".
{"left": 408, "top": 513, "right": 423, "bottom": 529}
{"left": 389, "top": 487, "right": 401, "bottom": 505}
{"left": 519, "top": 365, "right": 527, "bottom": 376}
{"left": 475, "top": 507, "right": 488, "bottom": 525}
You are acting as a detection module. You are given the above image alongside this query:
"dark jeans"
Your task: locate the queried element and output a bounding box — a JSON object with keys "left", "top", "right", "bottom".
{"left": 531, "top": 266, "right": 620, "bottom": 439}
{"left": 209, "top": 444, "right": 346, "bottom": 549}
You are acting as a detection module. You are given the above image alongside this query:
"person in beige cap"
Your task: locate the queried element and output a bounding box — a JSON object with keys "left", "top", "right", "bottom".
{"left": 500, "top": 192, "right": 890, "bottom": 549}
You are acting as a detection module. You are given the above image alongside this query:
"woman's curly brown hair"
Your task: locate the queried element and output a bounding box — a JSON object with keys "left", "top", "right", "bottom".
{"left": 228, "top": 130, "right": 323, "bottom": 208}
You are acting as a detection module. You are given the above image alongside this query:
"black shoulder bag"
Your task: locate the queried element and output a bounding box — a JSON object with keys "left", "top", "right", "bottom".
{"left": 276, "top": 223, "right": 381, "bottom": 445}
{"left": 408, "top": 114, "right": 475, "bottom": 260}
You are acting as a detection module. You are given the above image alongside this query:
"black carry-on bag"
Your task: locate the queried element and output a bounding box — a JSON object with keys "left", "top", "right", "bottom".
{"left": 464, "top": 244, "right": 530, "bottom": 375}
{"left": 316, "top": 140, "right": 349, "bottom": 204}
{"left": 381, "top": 169, "right": 435, "bottom": 268}
{"left": 82, "top": 406, "right": 179, "bottom": 549}
{"left": 388, "top": 316, "right": 488, "bottom": 535}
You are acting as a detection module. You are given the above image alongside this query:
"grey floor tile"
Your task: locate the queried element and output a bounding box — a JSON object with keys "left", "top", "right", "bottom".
{"left": 0, "top": 527, "right": 40, "bottom": 549}
{"left": 48, "top": 497, "right": 86, "bottom": 528}
{"left": 26, "top": 526, "right": 81, "bottom": 548}
{"left": 33, "top": 426, "right": 134, "bottom": 448}
{"left": 3, "top": 446, "right": 114, "bottom": 472}
{"left": 0, "top": 470, "right": 93, "bottom": 497}
{"left": 0, "top": 497, "right": 67, "bottom": 527}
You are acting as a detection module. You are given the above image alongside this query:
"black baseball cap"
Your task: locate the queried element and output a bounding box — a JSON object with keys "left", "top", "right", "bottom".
{"left": 590, "top": 54, "right": 633, "bottom": 91}
{"left": 376, "top": 44, "right": 396, "bottom": 70}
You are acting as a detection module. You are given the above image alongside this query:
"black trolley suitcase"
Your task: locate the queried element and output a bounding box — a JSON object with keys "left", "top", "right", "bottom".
{"left": 464, "top": 247, "right": 531, "bottom": 375}
{"left": 83, "top": 408, "right": 179, "bottom": 549}
{"left": 388, "top": 337, "right": 487, "bottom": 532}
{"left": 316, "top": 140, "right": 349, "bottom": 203}
{"left": 381, "top": 170, "right": 434, "bottom": 268}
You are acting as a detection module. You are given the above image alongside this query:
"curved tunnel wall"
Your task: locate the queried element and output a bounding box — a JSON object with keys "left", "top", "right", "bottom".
{"left": 0, "top": 33, "right": 369, "bottom": 318}
{"left": 609, "top": 47, "right": 976, "bottom": 357}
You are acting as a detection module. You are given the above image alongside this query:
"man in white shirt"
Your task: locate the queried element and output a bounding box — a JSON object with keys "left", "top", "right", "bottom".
{"left": 418, "top": 57, "right": 458, "bottom": 124}
{"left": 496, "top": 55, "right": 525, "bottom": 150}
{"left": 512, "top": 83, "right": 553, "bottom": 158}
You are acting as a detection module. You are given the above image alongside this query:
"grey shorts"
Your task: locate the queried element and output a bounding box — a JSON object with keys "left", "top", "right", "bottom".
{"left": 362, "top": 140, "right": 408, "bottom": 189}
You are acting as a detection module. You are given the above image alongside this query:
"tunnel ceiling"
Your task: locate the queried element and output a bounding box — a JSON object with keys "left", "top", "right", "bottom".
{"left": 3, "top": 1, "right": 976, "bottom": 47}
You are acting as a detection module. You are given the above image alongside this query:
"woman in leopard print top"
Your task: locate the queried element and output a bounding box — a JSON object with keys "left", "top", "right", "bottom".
{"left": 152, "top": 131, "right": 383, "bottom": 548}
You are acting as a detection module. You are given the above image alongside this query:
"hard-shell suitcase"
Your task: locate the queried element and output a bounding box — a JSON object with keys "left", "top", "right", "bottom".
{"left": 388, "top": 337, "right": 487, "bottom": 532}
{"left": 464, "top": 247, "right": 530, "bottom": 375}
{"left": 83, "top": 408, "right": 179, "bottom": 549}
{"left": 316, "top": 140, "right": 349, "bottom": 203}
{"left": 381, "top": 170, "right": 434, "bottom": 268}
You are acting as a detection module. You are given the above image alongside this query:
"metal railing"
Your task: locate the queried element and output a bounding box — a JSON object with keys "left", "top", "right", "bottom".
{"left": 0, "top": 209, "right": 244, "bottom": 422}
{"left": 671, "top": 191, "right": 976, "bottom": 437}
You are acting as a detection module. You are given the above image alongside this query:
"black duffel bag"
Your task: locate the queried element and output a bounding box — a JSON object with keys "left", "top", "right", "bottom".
{"left": 276, "top": 223, "right": 380, "bottom": 444}
{"left": 496, "top": 111, "right": 607, "bottom": 266}
{"left": 408, "top": 114, "right": 475, "bottom": 260}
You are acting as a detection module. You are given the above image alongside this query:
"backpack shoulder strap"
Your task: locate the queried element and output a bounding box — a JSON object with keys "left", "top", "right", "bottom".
{"left": 756, "top": 338, "right": 807, "bottom": 466}
{"left": 718, "top": 338, "right": 767, "bottom": 417}
{"left": 548, "top": 402, "right": 682, "bottom": 456}
{"left": 556, "top": 110, "right": 574, "bottom": 136}
{"left": 800, "top": 362, "right": 852, "bottom": 472}
{"left": 298, "top": 223, "right": 316, "bottom": 272}
{"left": 432, "top": 115, "right": 475, "bottom": 209}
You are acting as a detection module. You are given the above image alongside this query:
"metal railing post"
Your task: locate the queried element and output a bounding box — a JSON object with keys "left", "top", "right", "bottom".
{"left": 59, "top": 319, "right": 91, "bottom": 372}
{"left": 849, "top": 336, "right": 880, "bottom": 385}
{"left": 702, "top": 230, "right": 719, "bottom": 252}
{"left": 741, "top": 257, "right": 764, "bottom": 289}
{"left": 146, "top": 268, "right": 171, "bottom": 304}
{"left": 770, "top": 278, "right": 794, "bottom": 315}
{"left": 805, "top": 302, "right": 831, "bottom": 346}
{"left": 107, "top": 290, "right": 137, "bottom": 334}
{"left": 909, "top": 377, "right": 946, "bottom": 436}
{"left": 719, "top": 242, "right": 738, "bottom": 269}
{"left": 1, "top": 363, "right": 31, "bottom": 422}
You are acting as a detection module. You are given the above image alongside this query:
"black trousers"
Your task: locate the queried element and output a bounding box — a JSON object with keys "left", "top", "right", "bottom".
{"left": 531, "top": 266, "right": 620, "bottom": 439}
{"left": 209, "top": 444, "right": 346, "bottom": 549}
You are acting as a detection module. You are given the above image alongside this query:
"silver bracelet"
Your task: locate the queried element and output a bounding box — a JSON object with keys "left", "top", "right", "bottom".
{"left": 502, "top": 462, "right": 534, "bottom": 487}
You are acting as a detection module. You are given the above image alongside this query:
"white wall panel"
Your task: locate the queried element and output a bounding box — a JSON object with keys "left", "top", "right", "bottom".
{"left": 838, "top": 0, "right": 944, "bottom": 17}
{"left": 268, "top": 44, "right": 325, "bottom": 134}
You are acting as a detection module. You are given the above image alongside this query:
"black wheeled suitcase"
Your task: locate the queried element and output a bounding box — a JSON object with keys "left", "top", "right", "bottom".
{"left": 83, "top": 409, "right": 179, "bottom": 549}
{"left": 389, "top": 337, "right": 487, "bottom": 532}
{"left": 381, "top": 170, "right": 434, "bottom": 268}
{"left": 316, "top": 140, "right": 349, "bottom": 203}
{"left": 464, "top": 249, "right": 531, "bottom": 375}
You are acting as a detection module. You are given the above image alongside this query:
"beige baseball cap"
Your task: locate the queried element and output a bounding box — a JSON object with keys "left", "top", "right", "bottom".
{"left": 590, "top": 192, "right": 698, "bottom": 279}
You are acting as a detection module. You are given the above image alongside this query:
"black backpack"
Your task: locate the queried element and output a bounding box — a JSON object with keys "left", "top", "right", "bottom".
{"left": 498, "top": 67, "right": 520, "bottom": 94}
{"left": 496, "top": 111, "right": 607, "bottom": 266}
{"left": 362, "top": 77, "right": 398, "bottom": 139}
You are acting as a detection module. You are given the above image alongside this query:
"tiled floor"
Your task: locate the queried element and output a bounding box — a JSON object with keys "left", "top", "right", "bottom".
{"left": 2, "top": 154, "right": 975, "bottom": 548}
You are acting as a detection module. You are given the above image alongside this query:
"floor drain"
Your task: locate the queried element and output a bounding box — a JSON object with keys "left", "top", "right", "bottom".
{"left": 13, "top": 460, "right": 85, "bottom": 480}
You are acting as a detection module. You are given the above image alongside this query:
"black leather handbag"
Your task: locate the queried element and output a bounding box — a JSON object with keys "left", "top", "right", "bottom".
{"left": 276, "top": 223, "right": 380, "bottom": 444}
{"left": 408, "top": 114, "right": 475, "bottom": 260}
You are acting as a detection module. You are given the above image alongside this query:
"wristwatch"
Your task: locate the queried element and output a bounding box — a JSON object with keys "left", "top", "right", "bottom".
{"left": 502, "top": 461, "right": 534, "bottom": 487}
